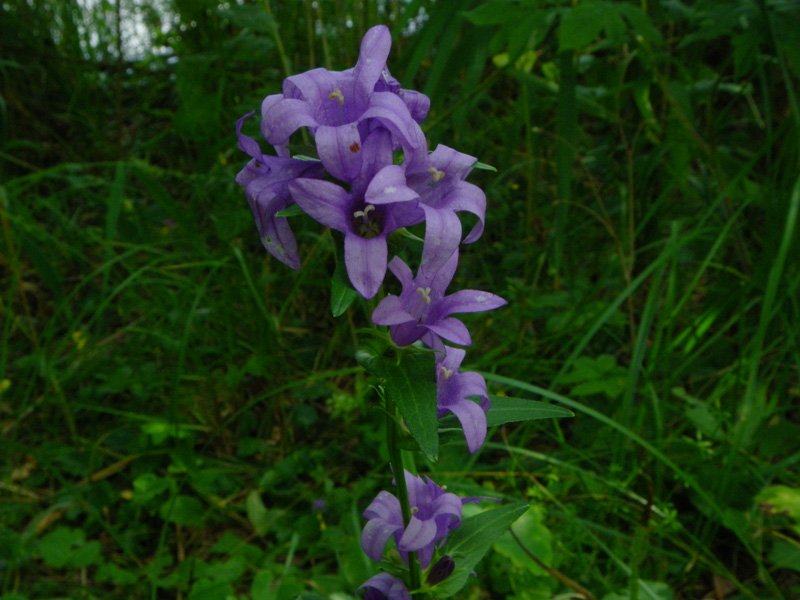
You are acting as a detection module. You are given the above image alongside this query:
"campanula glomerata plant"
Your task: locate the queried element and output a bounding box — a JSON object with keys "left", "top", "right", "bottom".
{"left": 235, "top": 24, "right": 571, "bottom": 598}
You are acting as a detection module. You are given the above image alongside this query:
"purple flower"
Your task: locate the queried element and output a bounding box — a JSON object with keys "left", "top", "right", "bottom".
{"left": 407, "top": 145, "right": 487, "bottom": 277}
{"left": 371, "top": 251, "right": 507, "bottom": 350}
{"left": 358, "top": 574, "right": 411, "bottom": 600}
{"left": 288, "top": 129, "right": 424, "bottom": 299}
{"left": 436, "top": 346, "right": 491, "bottom": 454}
{"left": 260, "top": 25, "right": 427, "bottom": 181}
{"left": 235, "top": 112, "right": 325, "bottom": 269}
{"left": 361, "top": 470, "right": 484, "bottom": 569}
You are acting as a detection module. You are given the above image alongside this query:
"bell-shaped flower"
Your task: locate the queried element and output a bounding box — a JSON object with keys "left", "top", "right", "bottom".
{"left": 371, "top": 251, "right": 507, "bottom": 350}
{"left": 235, "top": 112, "right": 325, "bottom": 269}
{"left": 361, "top": 470, "right": 487, "bottom": 569}
{"left": 288, "top": 131, "right": 423, "bottom": 298}
{"left": 261, "top": 25, "right": 427, "bottom": 181}
{"left": 358, "top": 574, "right": 411, "bottom": 600}
{"left": 404, "top": 145, "right": 487, "bottom": 277}
{"left": 436, "top": 346, "right": 491, "bottom": 454}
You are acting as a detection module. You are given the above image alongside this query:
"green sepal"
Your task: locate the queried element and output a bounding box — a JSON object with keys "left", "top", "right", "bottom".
{"left": 274, "top": 204, "right": 304, "bottom": 218}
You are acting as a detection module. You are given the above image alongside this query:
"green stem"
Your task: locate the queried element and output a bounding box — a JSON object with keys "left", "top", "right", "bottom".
{"left": 385, "top": 393, "right": 422, "bottom": 592}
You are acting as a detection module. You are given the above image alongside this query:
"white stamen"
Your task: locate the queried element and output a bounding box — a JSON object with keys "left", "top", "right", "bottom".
{"left": 416, "top": 287, "right": 432, "bottom": 304}
{"left": 440, "top": 366, "right": 454, "bottom": 380}
{"left": 329, "top": 88, "right": 345, "bottom": 105}
{"left": 427, "top": 166, "right": 445, "bottom": 182}
{"left": 353, "top": 204, "right": 376, "bottom": 219}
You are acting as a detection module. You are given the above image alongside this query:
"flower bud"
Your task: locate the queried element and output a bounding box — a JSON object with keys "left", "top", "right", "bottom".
{"left": 426, "top": 555, "right": 455, "bottom": 585}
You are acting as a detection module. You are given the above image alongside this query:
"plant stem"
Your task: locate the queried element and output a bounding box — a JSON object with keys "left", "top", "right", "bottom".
{"left": 385, "top": 393, "right": 422, "bottom": 592}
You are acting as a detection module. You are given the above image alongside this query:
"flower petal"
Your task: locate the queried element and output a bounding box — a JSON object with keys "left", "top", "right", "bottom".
{"left": 397, "top": 515, "right": 438, "bottom": 553}
{"left": 372, "top": 295, "right": 415, "bottom": 327}
{"left": 315, "top": 123, "right": 363, "bottom": 181}
{"left": 261, "top": 98, "right": 318, "bottom": 146}
{"left": 442, "top": 397, "right": 488, "bottom": 454}
{"left": 354, "top": 25, "right": 392, "bottom": 96}
{"left": 366, "top": 165, "right": 419, "bottom": 205}
{"left": 419, "top": 206, "right": 462, "bottom": 279}
{"left": 361, "top": 518, "right": 404, "bottom": 562}
{"left": 344, "top": 234, "right": 387, "bottom": 299}
{"left": 426, "top": 317, "right": 472, "bottom": 347}
{"left": 436, "top": 289, "right": 507, "bottom": 317}
{"left": 245, "top": 181, "right": 300, "bottom": 270}
{"left": 289, "top": 179, "right": 351, "bottom": 232}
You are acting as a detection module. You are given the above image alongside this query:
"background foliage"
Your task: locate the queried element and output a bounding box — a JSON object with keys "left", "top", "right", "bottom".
{"left": 1, "top": 0, "right": 799, "bottom": 599}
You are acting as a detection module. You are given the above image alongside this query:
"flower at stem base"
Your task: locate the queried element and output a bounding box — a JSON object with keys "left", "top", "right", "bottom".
{"left": 361, "top": 470, "right": 489, "bottom": 569}
{"left": 358, "top": 573, "right": 411, "bottom": 600}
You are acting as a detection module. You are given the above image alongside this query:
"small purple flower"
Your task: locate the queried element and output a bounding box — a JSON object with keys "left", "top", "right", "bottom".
{"left": 436, "top": 346, "right": 491, "bottom": 454}
{"left": 358, "top": 573, "right": 411, "bottom": 600}
{"left": 261, "top": 25, "right": 427, "bottom": 181}
{"left": 371, "top": 251, "right": 507, "bottom": 350}
{"left": 288, "top": 130, "right": 424, "bottom": 299}
{"left": 361, "top": 470, "right": 485, "bottom": 569}
{"left": 311, "top": 499, "right": 326, "bottom": 512}
{"left": 407, "top": 145, "right": 487, "bottom": 277}
{"left": 235, "top": 112, "right": 325, "bottom": 269}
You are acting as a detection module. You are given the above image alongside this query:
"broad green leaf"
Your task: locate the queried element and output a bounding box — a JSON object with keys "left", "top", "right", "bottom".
{"left": 493, "top": 505, "right": 552, "bottom": 576}
{"left": 250, "top": 570, "right": 275, "bottom": 600}
{"left": 331, "top": 259, "right": 358, "bottom": 317}
{"left": 487, "top": 396, "right": 573, "bottom": 426}
{"left": 434, "top": 502, "right": 529, "bottom": 597}
{"left": 246, "top": 490, "right": 272, "bottom": 536}
{"left": 38, "top": 527, "right": 87, "bottom": 568}
{"left": 356, "top": 347, "right": 438, "bottom": 460}
{"left": 559, "top": 1, "right": 625, "bottom": 51}
{"left": 159, "top": 495, "right": 205, "bottom": 527}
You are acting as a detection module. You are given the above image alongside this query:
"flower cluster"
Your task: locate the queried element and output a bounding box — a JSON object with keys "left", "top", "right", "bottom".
{"left": 236, "top": 24, "right": 505, "bottom": 455}
{"left": 236, "top": 24, "right": 507, "bottom": 597}
{"left": 361, "top": 471, "right": 484, "bottom": 595}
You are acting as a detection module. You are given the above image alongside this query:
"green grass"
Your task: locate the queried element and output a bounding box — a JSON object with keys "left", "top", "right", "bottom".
{"left": 2, "top": 0, "right": 799, "bottom": 599}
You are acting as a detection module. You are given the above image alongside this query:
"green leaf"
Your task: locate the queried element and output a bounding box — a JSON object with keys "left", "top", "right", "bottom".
{"left": 434, "top": 502, "right": 529, "bottom": 597}
{"left": 356, "top": 346, "right": 439, "bottom": 460}
{"left": 473, "top": 161, "right": 498, "bottom": 172}
{"left": 250, "top": 570, "right": 275, "bottom": 600}
{"left": 331, "top": 259, "right": 358, "bottom": 317}
{"left": 487, "top": 396, "right": 573, "bottom": 426}
{"left": 218, "top": 5, "right": 275, "bottom": 33}
{"left": 246, "top": 490, "right": 272, "bottom": 536}
{"left": 493, "top": 505, "right": 552, "bottom": 576}
{"left": 275, "top": 204, "right": 304, "bottom": 218}
{"left": 159, "top": 495, "right": 205, "bottom": 527}
{"left": 38, "top": 527, "right": 88, "bottom": 568}
{"left": 559, "top": 1, "right": 625, "bottom": 52}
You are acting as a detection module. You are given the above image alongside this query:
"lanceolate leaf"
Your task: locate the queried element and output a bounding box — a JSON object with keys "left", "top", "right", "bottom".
{"left": 331, "top": 258, "right": 359, "bottom": 317}
{"left": 356, "top": 347, "right": 439, "bottom": 460}
{"left": 486, "top": 395, "right": 573, "bottom": 427}
{"left": 434, "top": 502, "right": 529, "bottom": 597}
